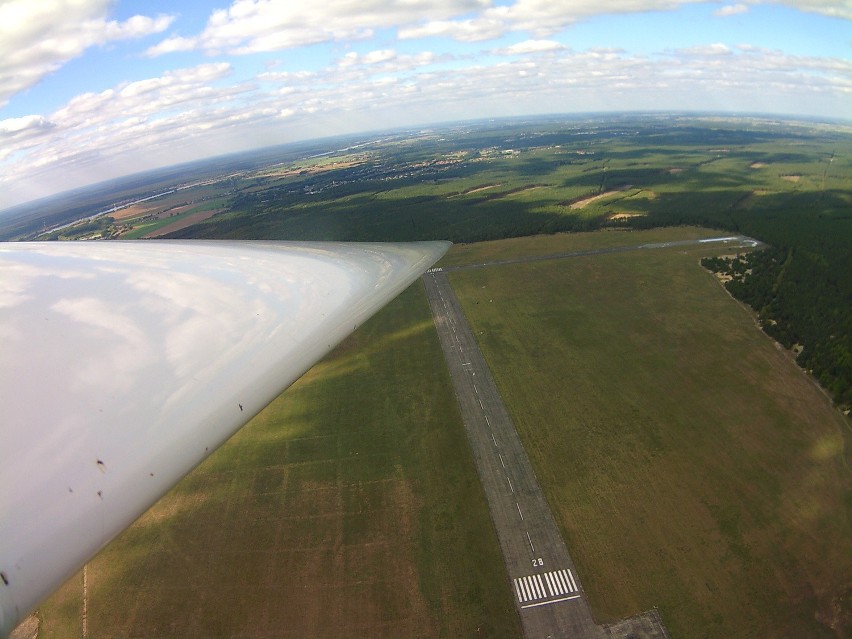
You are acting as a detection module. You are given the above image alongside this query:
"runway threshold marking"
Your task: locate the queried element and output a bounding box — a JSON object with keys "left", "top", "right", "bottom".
{"left": 514, "top": 569, "right": 580, "bottom": 606}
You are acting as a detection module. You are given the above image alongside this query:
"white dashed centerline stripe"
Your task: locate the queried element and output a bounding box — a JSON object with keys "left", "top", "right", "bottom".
{"left": 499, "top": 454, "right": 506, "bottom": 468}
{"left": 526, "top": 531, "right": 535, "bottom": 554}
{"left": 507, "top": 476, "right": 514, "bottom": 493}
{"left": 516, "top": 502, "right": 524, "bottom": 521}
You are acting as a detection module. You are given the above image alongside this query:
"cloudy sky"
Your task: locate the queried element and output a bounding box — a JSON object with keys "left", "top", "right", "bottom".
{"left": 0, "top": 0, "right": 849, "bottom": 209}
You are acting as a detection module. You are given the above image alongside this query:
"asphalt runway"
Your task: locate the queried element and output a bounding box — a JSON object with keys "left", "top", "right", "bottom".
{"left": 440, "top": 235, "right": 761, "bottom": 273}
{"left": 422, "top": 236, "right": 758, "bottom": 638}
{"left": 423, "top": 271, "right": 602, "bottom": 639}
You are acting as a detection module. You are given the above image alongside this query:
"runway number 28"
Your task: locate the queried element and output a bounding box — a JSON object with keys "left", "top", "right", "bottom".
{"left": 532, "top": 558, "right": 543, "bottom": 567}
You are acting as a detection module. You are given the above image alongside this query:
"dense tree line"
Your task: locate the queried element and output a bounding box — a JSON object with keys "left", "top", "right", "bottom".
{"left": 702, "top": 244, "right": 851, "bottom": 409}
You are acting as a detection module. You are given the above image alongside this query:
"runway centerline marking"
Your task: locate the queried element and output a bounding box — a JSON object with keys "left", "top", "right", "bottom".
{"left": 517, "top": 502, "right": 524, "bottom": 521}
{"left": 526, "top": 531, "right": 535, "bottom": 554}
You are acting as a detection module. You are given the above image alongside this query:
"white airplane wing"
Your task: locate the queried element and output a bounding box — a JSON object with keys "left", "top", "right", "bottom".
{"left": 0, "top": 239, "right": 448, "bottom": 636}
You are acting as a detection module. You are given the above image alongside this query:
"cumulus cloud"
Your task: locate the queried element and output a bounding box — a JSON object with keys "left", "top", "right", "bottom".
{"left": 495, "top": 40, "right": 568, "bottom": 55}
{"left": 714, "top": 4, "right": 749, "bottom": 16}
{"left": 772, "top": 0, "right": 852, "bottom": 20}
{"left": 398, "top": 17, "right": 506, "bottom": 41}
{"left": 399, "top": 1, "right": 850, "bottom": 43}
{"left": 0, "top": 0, "right": 174, "bottom": 105}
{"left": 146, "top": 0, "right": 490, "bottom": 56}
{"left": 2, "top": 0, "right": 851, "bottom": 207}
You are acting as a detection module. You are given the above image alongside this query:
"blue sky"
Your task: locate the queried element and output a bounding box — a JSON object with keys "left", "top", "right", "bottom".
{"left": 0, "top": 0, "right": 849, "bottom": 208}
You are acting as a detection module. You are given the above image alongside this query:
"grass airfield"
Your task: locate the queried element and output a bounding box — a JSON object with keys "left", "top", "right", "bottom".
{"left": 33, "top": 228, "right": 850, "bottom": 638}
{"left": 36, "top": 285, "right": 519, "bottom": 638}
{"left": 449, "top": 230, "right": 850, "bottom": 638}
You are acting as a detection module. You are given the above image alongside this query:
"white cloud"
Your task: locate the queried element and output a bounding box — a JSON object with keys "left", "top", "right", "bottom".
{"left": 2, "top": 0, "right": 851, "bottom": 209}
{"left": 771, "top": 0, "right": 852, "bottom": 20}
{"left": 398, "top": 17, "right": 507, "bottom": 41}
{"left": 401, "top": 1, "right": 851, "bottom": 43}
{"left": 0, "top": 0, "right": 174, "bottom": 105}
{"left": 714, "top": 4, "right": 749, "bottom": 16}
{"left": 147, "top": 0, "right": 490, "bottom": 56}
{"left": 495, "top": 40, "right": 568, "bottom": 55}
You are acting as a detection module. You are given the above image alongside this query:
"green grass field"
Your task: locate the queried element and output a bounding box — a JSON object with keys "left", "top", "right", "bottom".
{"left": 448, "top": 232, "right": 851, "bottom": 638}
{"left": 30, "top": 227, "right": 850, "bottom": 638}
{"left": 35, "top": 285, "right": 520, "bottom": 638}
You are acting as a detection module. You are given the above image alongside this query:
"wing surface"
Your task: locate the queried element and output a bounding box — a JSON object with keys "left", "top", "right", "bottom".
{"left": 0, "top": 240, "right": 448, "bottom": 636}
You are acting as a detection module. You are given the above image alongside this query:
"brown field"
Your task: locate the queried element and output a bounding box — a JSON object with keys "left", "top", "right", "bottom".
{"left": 144, "top": 209, "right": 221, "bottom": 237}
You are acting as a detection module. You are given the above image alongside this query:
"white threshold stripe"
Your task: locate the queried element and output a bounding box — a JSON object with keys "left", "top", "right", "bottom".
{"left": 544, "top": 572, "right": 555, "bottom": 596}
{"left": 556, "top": 569, "right": 570, "bottom": 593}
{"left": 535, "top": 574, "right": 545, "bottom": 598}
{"left": 520, "top": 594, "right": 581, "bottom": 609}
{"left": 554, "top": 569, "right": 568, "bottom": 593}
{"left": 514, "top": 569, "right": 581, "bottom": 604}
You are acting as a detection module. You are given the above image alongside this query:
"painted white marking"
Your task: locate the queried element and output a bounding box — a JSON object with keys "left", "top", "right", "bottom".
{"left": 516, "top": 502, "right": 524, "bottom": 521}
{"left": 498, "top": 454, "right": 506, "bottom": 468}
{"left": 530, "top": 576, "right": 542, "bottom": 600}
{"left": 492, "top": 433, "right": 498, "bottom": 446}
{"left": 554, "top": 569, "right": 569, "bottom": 593}
{"left": 478, "top": 398, "right": 484, "bottom": 409}
{"left": 567, "top": 569, "right": 578, "bottom": 592}
{"left": 529, "top": 576, "right": 541, "bottom": 600}
{"left": 514, "top": 579, "right": 524, "bottom": 603}
{"left": 520, "top": 595, "right": 581, "bottom": 609}
{"left": 520, "top": 577, "right": 531, "bottom": 602}
{"left": 699, "top": 236, "right": 738, "bottom": 243}
{"left": 535, "top": 575, "right": 546, "bottom": 599}
{"left": 484, "top": 414, "right": 490, "bottom": 426}
{"left": 473, "top": 383, "right": 478, "bottom": 394}
{"left": 526, "top": 531, "right": 535, "bottom": 554}
{"left": 544, "top": 572, "right": 556, "bottom": 596}
{"left": 559, "top": 569, "right": 574, "bottom": 593}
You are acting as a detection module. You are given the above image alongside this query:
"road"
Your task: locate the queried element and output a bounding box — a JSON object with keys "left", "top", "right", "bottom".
{"left": 423, "top": 272, "right": 602, "bottom": 639}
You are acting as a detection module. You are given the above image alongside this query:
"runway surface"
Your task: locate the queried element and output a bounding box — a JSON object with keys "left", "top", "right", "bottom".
{"left": 423, "top": 235, "right": 757, "bottom": 638}
{"left": 423, "top": 271, "right": 601, "bottom": 639}
{"left": 439, "top": 235, "right": 760, "bottom": 273}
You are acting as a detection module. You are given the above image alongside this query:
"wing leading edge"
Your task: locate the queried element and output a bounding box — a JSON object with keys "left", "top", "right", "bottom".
{"left": 0, "top": 240, "right": 449, "bottom": 636}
